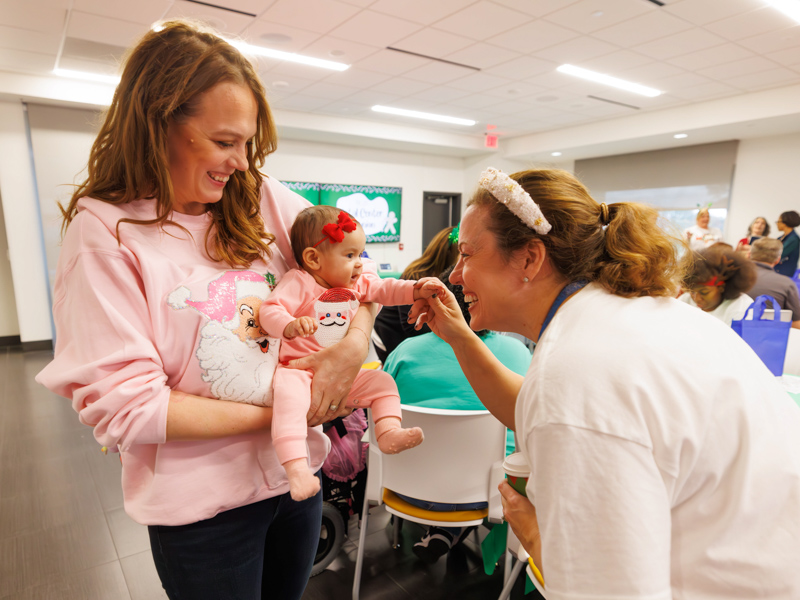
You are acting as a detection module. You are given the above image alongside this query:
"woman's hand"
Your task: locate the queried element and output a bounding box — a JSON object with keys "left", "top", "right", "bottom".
{"left": 499, "top": 480, "right": 543, "bottom": 576}
{"left": 407, "top": 283, "right": 473, "bottom": 345}
{"left": 284, "top": 323, "right": 370, "bottom": 426}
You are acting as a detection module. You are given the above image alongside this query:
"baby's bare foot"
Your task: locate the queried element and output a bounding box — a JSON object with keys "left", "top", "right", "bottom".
{"left": 377, "top": 426, "right": 424, "bottom": 454}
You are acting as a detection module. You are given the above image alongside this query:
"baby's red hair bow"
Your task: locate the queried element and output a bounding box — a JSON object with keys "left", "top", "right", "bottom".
{"left": 314, "top": 211, "right": 357, "bottom": 247}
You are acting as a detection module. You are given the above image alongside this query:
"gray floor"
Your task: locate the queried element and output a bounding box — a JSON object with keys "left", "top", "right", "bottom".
{"left": 1, "top": 348, "right": 530, "bottom": 599}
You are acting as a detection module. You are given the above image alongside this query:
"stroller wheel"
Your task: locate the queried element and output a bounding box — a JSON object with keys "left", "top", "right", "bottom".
{"left": 310, "top": 501, "right": 346, "bottom": 576}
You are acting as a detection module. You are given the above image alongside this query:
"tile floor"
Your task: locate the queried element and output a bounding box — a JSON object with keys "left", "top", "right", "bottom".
{"left": 1, "top": 348, "right": 535, "bottom": 599}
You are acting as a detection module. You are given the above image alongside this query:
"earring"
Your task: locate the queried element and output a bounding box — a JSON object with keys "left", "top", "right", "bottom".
{"left": 523, "top": 277, "right": 529, "bottom": 283}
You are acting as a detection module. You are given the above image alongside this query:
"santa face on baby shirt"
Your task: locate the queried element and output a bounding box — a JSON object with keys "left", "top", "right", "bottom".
{"left": 314, "top": 288, "right": 360, "bottom": 348}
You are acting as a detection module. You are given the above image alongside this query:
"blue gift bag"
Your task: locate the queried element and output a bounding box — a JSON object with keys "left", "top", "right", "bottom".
{"left": 731, "top": 295, "right": 791, "bottom": 376}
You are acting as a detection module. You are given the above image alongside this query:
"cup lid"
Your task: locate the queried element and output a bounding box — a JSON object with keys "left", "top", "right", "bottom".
{"left": 503, "top": 452, "right": 530, "bottom": 477}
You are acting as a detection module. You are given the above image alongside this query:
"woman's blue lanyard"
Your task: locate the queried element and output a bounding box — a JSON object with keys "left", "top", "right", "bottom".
{"left": 538, "top": 280, "right": 588, "bottom": 340}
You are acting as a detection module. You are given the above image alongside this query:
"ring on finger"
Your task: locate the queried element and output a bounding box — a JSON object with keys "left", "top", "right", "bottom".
{"left": 329, "top": 404, "right": 339, "bottom": 412}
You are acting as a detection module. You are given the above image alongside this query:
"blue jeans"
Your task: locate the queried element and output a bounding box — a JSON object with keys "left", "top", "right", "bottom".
{"left": 148, "top": 487, "right": 322, "bottom": 600}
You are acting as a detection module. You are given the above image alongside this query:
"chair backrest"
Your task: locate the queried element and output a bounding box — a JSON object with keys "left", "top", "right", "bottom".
{"left": 784, "top": 328, "right": 800, "bottom": 376}
{"left": 369, "top": 405, "right": 506, "bottom": 505}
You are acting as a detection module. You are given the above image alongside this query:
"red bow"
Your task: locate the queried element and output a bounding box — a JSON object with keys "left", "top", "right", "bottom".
{"left": 700, "top": 275, "right": 725, "bottom": 288}
{"left": 313, "top": 211, "right": 357, "bottom": 247}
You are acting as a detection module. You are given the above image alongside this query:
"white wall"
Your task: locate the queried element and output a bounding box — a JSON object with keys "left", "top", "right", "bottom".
{"left": 266, "top": 138, "right": 467, "bottom": 270}
{"left": 727, "top": 132, "right": 800, "bottom": 245}
{"left": 0, "top": 191, "right": 19, "bottom": 337}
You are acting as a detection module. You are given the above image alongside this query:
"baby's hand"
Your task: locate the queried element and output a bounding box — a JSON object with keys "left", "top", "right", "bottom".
{"left": 413, "top": 276, "right": 447, "bottom": 301}
{"left": 284, "top": 316, "right": 318, "bottom": 339}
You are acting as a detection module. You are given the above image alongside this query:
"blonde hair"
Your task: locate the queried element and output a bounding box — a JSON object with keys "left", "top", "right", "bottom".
{"left": 59, "top": 20, "right": 278, "bottom": 268}
{"left": 401, "top": 226, "right": 459, "bottom": 281}
{"left": 290, "top": 205, "right": 359, "bottom": 268}
{"left": 469, "top": 169, "right": 683, "bottom": 298}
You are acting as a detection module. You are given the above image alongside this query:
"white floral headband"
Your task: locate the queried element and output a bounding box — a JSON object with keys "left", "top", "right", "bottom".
{"left": 479, "top": 167, "right": 552, "bottom": 235}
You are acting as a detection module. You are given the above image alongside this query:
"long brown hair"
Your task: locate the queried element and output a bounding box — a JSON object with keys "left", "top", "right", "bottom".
{"left": 59, "top": 20, "right": 278, "bottom": 268}
{"left": 401, "top": 226, "right": 459, "bottom": 281}
{"left": 469, "top": 169, "right": 683, "bottom": 298}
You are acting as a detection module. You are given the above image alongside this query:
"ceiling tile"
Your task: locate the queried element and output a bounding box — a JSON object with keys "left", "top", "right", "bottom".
{"left": 667, "top": 80, "right": 742, "bottom": 100}
{"left": 0, "top": 25, "right": 61, "bottom": 55}
{"left": 201, "top": 0, "right": 277, "bottom": 15}
{"left": 0, "top": 47, "right": 56, "bottom": 74}
{"left": 72, "top": 0, "right": 170, "bottom": 27}
{"left": 369, "top": 0, "right": 469, "bottom": 26}
{"left": 57, "top": 54, "right": 120, "bottom": 75}
{"left": 432, "top": 1, "right": 532, "bottom": 40}
{"left": 485, "top": 55, "right": 557, "bottom": 80}
{"left": 525, "top": 69, "right": 577, "bottom": 89}
{"left": 409, "top": 85, "right": 471, "bottom": 104}
{"left": 264, "top": 59, "right": 347, "bottom": 81}
{"left": 592, "top": 10, "right": 692, "bottom": 47}
{"left": 67, "top": 11, "right": 149, "bottom": 48}
{"left": 0, "top": 0, "right": 69, "bottom": 34}
{"left": 272, "top": 93, "right": 333, "bottom": 112}
{"left": 368, "top": 76, "right": 433, "bottom": 96}
{"left": 292, "top": 80, "right": 362, "bottom": 101}
{"left": 261, "top": 73, "right": 316, "bottom": 95}
{"left": 736, "top": 26, "right": 800, "bottom": 55}
{"left": 61, "top": 37, "right": 126, "bottom": 67}
{"left": 534, "top": 35, "right": 619, "bottom": 64}
{"left": 654, "top": 71, "right": 714, "bottom": 92}
{"left": 443, "top": 43, "right": 519, "bottom": 70}
{"left": 666, "top": 43, "right": 755, "bottom": 71}
{"left": 355, "top": 48, "right": 430, "bottom": 75}
{"left": 697, "top": 56, "right": 782, "bottom": 80}
{"left": 446, "top": 71, "right": 513, "bottom": 93}
{"left": 579, "top": 49, "right": 653, "bottom": 72}
{"left": 316, "top": 100, "right": 373, "bottom": 118}
{"left": 340, "top": 89, "right": 402, "bottom": 106}
{"left": 705, "top": 7, "right": 798, "bottom": 42}
{"left": 664, "top": 0, "right": 760, "bottom": 26}
{"left": 767, "top": 47, "right": 800, "bottom": 70}
{"left": 634, "top": 28, "right": 728, "bottom": 61}
{"left": 302, "top": 35, "right": 380, "bottom": 63}
{"left": 482, "top": 81, "right": 548, "bottom": 100}
{"left": 543, "top": 0, "right": 655, "bottom": 34}
{"left": 402, "top": 61, "right": 475, "bottom": 84}
{"left": 487, "top": 19, "right": 579, "bottom": 54}
{"left": 620, "top": 61, "right": 685, "bottom": 83}
{"left": 722, "top": 66, "right": 800, "bottom": 91}
{"left": 241, "top": 21, "right": 322, "bottom": 52}
{"left": 391, "top": 27, "right": 475, "bottom": 58}
{"left": 490, "top": 0, "right": 582, "bottom": 19}
{"left": 447, "top": 93, "right": 507, "bottom": 109}
{"left": 327, "top": 10, "right": 420, "bottom": 47}
{"left": 163, "top": 0, "right": 255, "bottom": 35}
{"left": 322, "top": 66, "right": 389, "bottom": 89}
{"left": 258, "top": 0, "right": 360, "bottom": 34}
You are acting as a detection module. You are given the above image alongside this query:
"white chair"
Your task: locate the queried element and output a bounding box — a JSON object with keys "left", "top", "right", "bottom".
{"left": 352, "top": 404, "right": 507, "bottom": 600}
{"left": 783, "top": 328, "right": 800, "bottom": 376}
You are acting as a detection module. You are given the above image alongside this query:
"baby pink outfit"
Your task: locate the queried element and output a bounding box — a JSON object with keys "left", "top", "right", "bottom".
{"left": 260, "top": 268, "right": 415, "bottom": 465}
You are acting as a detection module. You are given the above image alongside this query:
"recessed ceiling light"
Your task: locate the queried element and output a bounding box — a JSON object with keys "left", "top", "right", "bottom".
{"left": 551, "top": 151, "right": 562, "bottom": 157}
{"left": 371, "top": 105, "right": 475, "bottom": 126}
{"left": 536, "top": 95, "right": 559, "bottom": 102}
{"left": 260, "top": 33, "right": 292, "bottom": 44}
{"left": 674, "top": 133, "right": 688, "bottom": 139}
{"left": 592, "top": 10, "right": 604, "bottom": 17}
{"left": 53, "top": 68, "right": 120, "bottom": 85}
{"left": 271, "top": 81, "right": 290, "bottom": 88}
{"left": 763, "top": 0, "right": 800, "bottom": 24}
{"left": 329, "top": 49, "right": 346, "bottom": 57}
{"left": 557, "top": 64, "right": 661, "bottom": 97}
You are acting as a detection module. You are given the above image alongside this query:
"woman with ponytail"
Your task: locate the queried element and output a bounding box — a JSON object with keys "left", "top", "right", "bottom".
{"left": 410, "top": 167, "right": 800, "bottom": 599}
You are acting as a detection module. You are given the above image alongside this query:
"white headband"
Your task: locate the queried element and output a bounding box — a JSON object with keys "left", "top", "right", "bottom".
{"left": 479, "top": 167, "right": 552, "bottom": 235}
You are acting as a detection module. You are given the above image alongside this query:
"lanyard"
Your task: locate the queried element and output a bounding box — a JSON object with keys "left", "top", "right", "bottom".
{"left": 539, "top": 280, "right": 588, "bottom": 340}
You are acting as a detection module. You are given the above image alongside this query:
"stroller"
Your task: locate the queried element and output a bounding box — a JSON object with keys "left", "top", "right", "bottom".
{"left": 311, "top": 409, "right": 369, "bottom": 576}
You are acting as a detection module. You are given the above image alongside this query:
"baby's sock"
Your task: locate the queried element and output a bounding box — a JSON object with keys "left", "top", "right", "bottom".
{"left": 283, "top": 458, "right": 321, "bottom": 501}
{"left": 375, "top": 417, "right": 423, "bottom": 454}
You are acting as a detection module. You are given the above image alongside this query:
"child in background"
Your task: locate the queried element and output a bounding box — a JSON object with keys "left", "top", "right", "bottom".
{"left": 260, "top": 205, "right": 437, "bottom": 501}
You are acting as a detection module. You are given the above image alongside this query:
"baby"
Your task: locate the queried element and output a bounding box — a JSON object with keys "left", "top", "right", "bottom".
{"left": 260, "top": 205, "right": 439, "bottom": 501}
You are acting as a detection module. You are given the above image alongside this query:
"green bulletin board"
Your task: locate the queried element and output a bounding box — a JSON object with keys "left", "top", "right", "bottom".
{"left": 319, "top": 184, "right": 401, "bottom": 243}
{"left": 282, "top": 181, "right": 320, "bottom": 204}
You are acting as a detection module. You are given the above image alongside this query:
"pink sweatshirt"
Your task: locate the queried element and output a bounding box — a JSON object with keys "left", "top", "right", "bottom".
{"left": 35, "top": 177, "right": 330, "bottom": 526}
{"left": 260, "top": 268, "right": 415, "bottom": 361}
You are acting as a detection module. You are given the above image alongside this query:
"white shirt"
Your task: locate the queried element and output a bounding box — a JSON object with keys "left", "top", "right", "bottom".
{"left": 678, "top": 292, "right": 753, "bottom": 326}
{"left": 516, "top": 284, "right": 800, "bottom": 600}
{"left": 685, "top": 224, "right": 722, "bottom": 251}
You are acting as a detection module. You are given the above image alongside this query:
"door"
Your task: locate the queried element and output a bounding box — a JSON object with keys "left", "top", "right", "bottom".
{"left": 421, "top": 192, "right": 461, "bottom": 253}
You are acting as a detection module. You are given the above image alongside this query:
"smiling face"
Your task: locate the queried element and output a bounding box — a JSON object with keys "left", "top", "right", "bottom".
{"left": 315, "top": 226, "right": 366, "bottom": 289}
{"left": 697, "top": 211, "right": 710, "bottom": 228}
{"left": 689, "top": 285, "right": 724, "bottom": 312}
{"left": 166, "top": 82, "right": 258, "bottom": 216}
{"left": 448, "top": 205, "right": 526, "bottom": 332}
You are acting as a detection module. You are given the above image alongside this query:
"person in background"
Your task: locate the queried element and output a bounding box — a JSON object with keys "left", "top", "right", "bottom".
{"left": 372, "top": 225, "right": 459, "bottom": 363}
{"left": 383, "top": 265, "right": 531, "bottom": 564}
{"left": 684, "top": 206, "right": 722, "bottom": 251}
{"left": 410, "top": 166, "right": 800, "bottom": 599}
{"left": 35, "top": 21, "right": 370, "bottom": 600}
{"left": 748, "top": 238, "right": 800, "bottom": 328}
{"left": 775, "top": 210, "right": 800, "bottom": 278}
{"left": 678, "top": 245, "right": 756, "bottom": 325}
{"left": 735, "top": 216, "right": 770, "bottom": 253}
